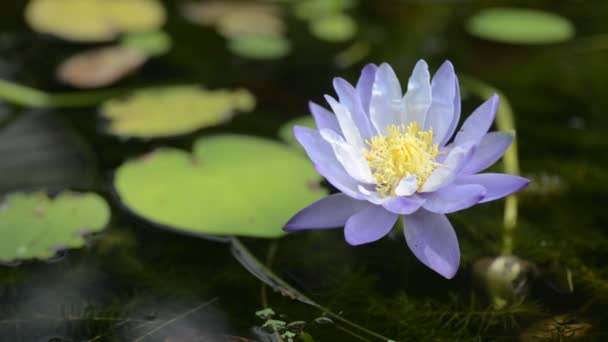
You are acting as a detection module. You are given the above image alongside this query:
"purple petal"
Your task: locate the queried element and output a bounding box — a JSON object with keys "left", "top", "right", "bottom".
{"left": 382, "top": 195, "right": 424, "bottom": 215}
{"left": 420, "top": 142, "right": 475, "bottom": 192}
{"left": 421, "top": 184, "right": 486, "bottom": 214}
{"left": 333, "top": 77, "right": 374, "bottom": 139}
{"left": 309, "top": 101, "right": 340, "bottom": 133}
{"left": 344, "top": 205, "right": 398, "bottom": 245}
{"left": 460, "top": 132, "right": 513, "bottom": 175}
{"left": 440, "top": 74, "right": 461, "bottom": 146}
{"left": 403, "top": 209, "right": 460, "bottom": 279}
{"left": 293, "top": 126, "right": 366, "bottom": 199}
{"left": 403, "top": 59, "right": 432, "bottom": 127}
{"left": 356, "top": 63, "right": 377, "bottom": 115}
{"left": 284, "top": 194, "right": 371, "bottom": 231}
{"left": 425, "top": 61, "right": 456, "bottom": 145}
{"left": 370, "top": 63, "right": 404, "bottom": 133}
{"left": 456, "top": 173, "right": 529, "bottom": 203}
{"left": 454, "top": 94, "right": 499, "bottom": 145}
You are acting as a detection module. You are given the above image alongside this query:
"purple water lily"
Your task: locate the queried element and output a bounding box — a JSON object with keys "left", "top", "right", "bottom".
{"left": 284, "top": 60, "right": 529, "bottom": 279}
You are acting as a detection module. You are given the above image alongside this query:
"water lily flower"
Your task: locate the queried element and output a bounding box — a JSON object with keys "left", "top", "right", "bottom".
{"left": 284, "top": 60, "right": 529, "bottom": 279}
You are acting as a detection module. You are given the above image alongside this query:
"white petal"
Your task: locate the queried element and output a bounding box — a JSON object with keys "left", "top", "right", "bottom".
{"left": 420, "top": 142, "right": 475, "bottom": 192}
{"left": 320, "top": 128, "right": 374, "bottom": 184}
{"left": 369, "top": 63, "right": 404, "bottom": 133}
{"left": 424, "top": 61, "right": 456, "bottom": 144}
{"left": 357, "top": 185, "right": 386, "bottom": 205}
{"left": 325, "top": 95, "right": 365, "bottom": 151}
{"left": 395, "top": 174, "right": 418, "bottom": 196}
{"left": 403, "top": 60, "right": 432, "bottom": 127}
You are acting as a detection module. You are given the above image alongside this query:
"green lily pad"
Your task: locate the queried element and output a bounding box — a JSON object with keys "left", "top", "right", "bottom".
{"left": 120, "top": 30, "right": 172, "bottom": 57}
{"left": 25, "top": 0, "right": 166, "bottom": 42}
{"left": 100, "top": 86, "right": 256, "bottom": 138}
{"left": 293, "top": 0, "right": 355, "bottom": 20}
{"left": 466, "top": 8, "right": 575, "bottom": 45}
{"left": 228, "top": 36, "right": 291, "bottom": 60}
{"left": 0, "top": 191, "right": 110, "bottom": 262}
{"left": 114, "top": 135, "right": 326, "bottom": 238}
{"left": 278, "top": 116, "right": 316, "bottom": 149}
{"left": 310, "top": 13, "right": 357, "bottom": 42}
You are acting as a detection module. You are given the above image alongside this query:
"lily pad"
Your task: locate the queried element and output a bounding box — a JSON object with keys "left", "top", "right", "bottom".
{"left": 228, "top": 36, "right": 291, "bottom": 60}
{"left": 466, "top": 8, "right": 575, "bottom": 45}
{"left": 181, "top": 1, "right": 284, "bottom": 39}
{"left": 293, "top": 0, "right": 355, "bottom": 20}
{"left": 310, "top": 13, "right": 357, "bottom": 42}
{"left": 120, "top": 30, "right": 172, "bottom": 57}
{"left": 25, "top": 0, "right": 166, "bottom": 42}
{"left": 278, "top": 116, "right": 316, "bottom": 148}
{"left": 57, "top": 46, "right": 147, "bottom": 89}
{"left": 114, "top": 135, "right": 326, "bottom": 238}
{"left": 217, "top": 10, "right": 286, "bottom": 39}
{"left": 100, "top": 86, "right": 256, "bottom": 138}
{"left": 0, "top": 191, "right": 110, "bottom": 263}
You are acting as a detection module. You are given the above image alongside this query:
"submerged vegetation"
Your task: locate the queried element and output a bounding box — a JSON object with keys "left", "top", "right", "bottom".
{"left": 1, "top": 0, "right": 608, "bottom": 341}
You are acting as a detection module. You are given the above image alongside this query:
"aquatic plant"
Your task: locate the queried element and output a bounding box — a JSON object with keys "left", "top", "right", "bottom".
{"left": 284, "top": 61, "right": 529, "bottom": 278}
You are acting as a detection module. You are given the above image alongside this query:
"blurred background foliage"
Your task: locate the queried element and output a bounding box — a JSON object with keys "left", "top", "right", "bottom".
{"left": 0, "top": 0, "right": 607, "bottom": 341}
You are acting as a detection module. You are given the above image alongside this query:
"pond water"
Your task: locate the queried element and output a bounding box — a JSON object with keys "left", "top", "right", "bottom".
{"left": 1, "top": 1, "right": 608, "bottom": 341}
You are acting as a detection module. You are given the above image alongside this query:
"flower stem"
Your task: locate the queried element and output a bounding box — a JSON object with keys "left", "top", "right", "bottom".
{"left": 0, "top": 78, "right": 124, "bottom": 108}
{"left": 460, "top": 76, "right": 521, "bottom": 256}
{"left": 230, "top": 237, "right": 393, "bottom": 341}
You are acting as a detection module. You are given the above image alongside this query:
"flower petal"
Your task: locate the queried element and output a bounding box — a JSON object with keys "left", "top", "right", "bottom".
{"left": 356, "top": 63, "right": 377, "bottom": 115}
{"left": 395, "top": 174, "right": 419, "bottom": 196}
{"left": 460, "top": 131, "right": 513, "bottom": 175}
{"left": 370, "top": 63, "right": 404, "bottom": 133}
{"left": 421, "top": 184, "right": 486, "bottom": 214}
{"left": 420, "top": 142, "right": 475, "bottom": 192}
{"left": 456, "top": 173, "right": 529, "bottom": 203}
{"left": 403, "top": 209, "right": 460, "bottom": 279}
{"left": 325, "top": 95, "right": 366, "bottom": 151}
{"left": 382, "top": 195, "right": 424, "bottom": 215}
{"left": 320, "top": 128, "right": 374, "bottom": 184}
{"left": 309, "top": 101, "right": 340, "bottom": 133}
{"left": 284, "top": 194, "right": 371, "bottom": 231}
{"left": 344, "top": 205, "right": 398, "bottom": 245}
{"left": 425, "top": 61, "right": 456, "bottom": 145}
{"left": 440, "top": 74, "right": 461, "bottom": 146}
{"left": 333, "top": 77, "right": 374, "bottom": 139}
{"left": 403, "top": 59, "right": 432, "bottom": 127}
{"left": 294, "top": 126, "right": 365, "bottom": 199}
{"left": 454, "top": 94, "right": 499, "bottom": 145}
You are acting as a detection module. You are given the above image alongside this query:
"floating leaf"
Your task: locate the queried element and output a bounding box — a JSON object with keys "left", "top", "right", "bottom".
{"left": 100, "top": 86, "right": 256, "bottom": 138}
{"left": 278, "top": 116, "right": 316, "bottom": 149}
{"left": 25, "top": 0, "right": 166, "bottom": 42}
{"left": 57, "top": 46, "right": 147, "bottom": 89}
{"left": 228, "top": 36, "right": 291, "bottom": 60}
{"left": 293, "top": 0, "right": 355, "bottom": 20}
{"left": 114, "top": 135, "right": 326, "bottom": 238}
{"left": 0, "top": 191, "right": 110, "bottom": 262}
{"left": 217, "top": 10, "right": 286, "bottom": 39}
{"left": 0, "top": 111, "right": 94, "bottom": 193}
{"left": 310, "top": 13, "right": 357, "bottom": 42}
{"left": 120, "top": 30, "right": 172, "bottom": 57}
{"left": 466, "top": 8, "right": 575, "bottom": 45}
{"left": 181, "top": 1, "right": 280, "bottom": 28}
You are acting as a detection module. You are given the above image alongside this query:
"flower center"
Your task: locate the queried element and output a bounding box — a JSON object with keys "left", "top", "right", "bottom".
{"left": 364, "top": 122, "right": 441, "bottom": 197}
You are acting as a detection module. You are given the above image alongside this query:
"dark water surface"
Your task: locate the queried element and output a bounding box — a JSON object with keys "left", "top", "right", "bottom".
{"left": 1, "top": 1, "right": 608, "bottom": 341}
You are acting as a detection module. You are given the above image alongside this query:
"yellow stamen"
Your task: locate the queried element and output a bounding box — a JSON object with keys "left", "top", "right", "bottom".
{"left": 364, "top": 122, "right": 441, "bottom": 196}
